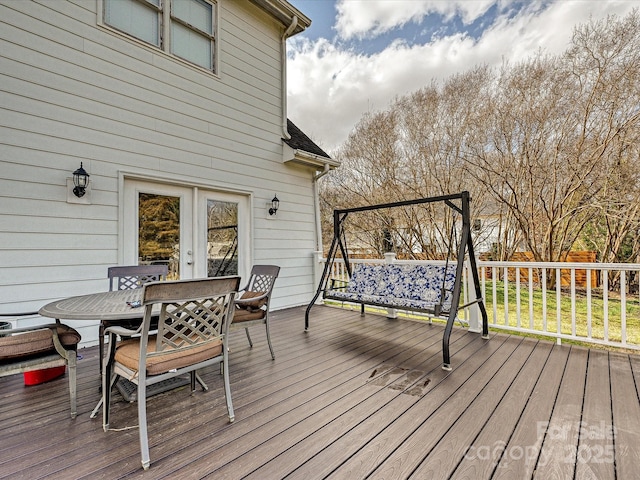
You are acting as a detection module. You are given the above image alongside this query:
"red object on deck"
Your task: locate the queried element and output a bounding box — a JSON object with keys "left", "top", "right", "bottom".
{"left": 23, "top": 366, "right": 66, "bottom": 385}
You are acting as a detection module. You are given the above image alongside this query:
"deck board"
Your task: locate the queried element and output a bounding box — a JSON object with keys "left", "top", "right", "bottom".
{"left": 609, "top": 352, "right": 640, "bottom": 479}
{"left": 576, "top": 349, "right": 614, "bottom": 480}
{"left": 0, "top": 305, "right": 637, "bottom": 479}
{"left": 444, "top": 340, "right": 553, "bottom": 479}
{"left": 534, "top": 346, "right": 589, "bottom": 480}
{"left": 289, "top": 334, "right": 489, "bottom": 479}
{"left": 489, "top": 343, "right": 570, "bottom": 478}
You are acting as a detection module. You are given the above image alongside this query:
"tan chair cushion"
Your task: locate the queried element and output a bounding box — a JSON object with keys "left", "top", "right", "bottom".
{"left": 233, "top": 308, "right": 265, "bottom": 323}
{"left": 0, "top": 325, "right": 81, "bottom": 361}
{"left": 238, "top": 291, "right": 267, "bottom": 310}
{"left": 114, "top": 336, "right": 223, "bottom": 376}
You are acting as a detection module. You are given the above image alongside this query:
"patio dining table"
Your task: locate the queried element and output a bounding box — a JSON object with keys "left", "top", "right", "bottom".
{"left": 39, "top": 289, "right": 147, "bottom": 322}
{"left": 38, "top": 289, "right": 193, "bottom": 415}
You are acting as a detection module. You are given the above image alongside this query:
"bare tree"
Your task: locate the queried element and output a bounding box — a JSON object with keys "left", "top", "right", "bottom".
{"left": 568, "top": 11, "right": 640, "bottom": 265}
{"left": 322, "top": 109, "right": 401, "bottom": 256}
{"left": 321, "top": 10, "right": 640, "bottom": 265}
{"left": 464, "top": 53, "right": 599, "bottom": 262}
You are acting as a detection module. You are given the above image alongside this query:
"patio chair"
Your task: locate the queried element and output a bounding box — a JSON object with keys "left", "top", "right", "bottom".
{"left": 98, "top": 265, "right": 168, "bottom": 379}
{"left": 0, "top": 312, "right": 81, "bottom": 418}
{"left": 230, "top": 265, "right": 280, "bottom": 359}
{"left": 102, "top": 276, "right": 240, "bottom": 470}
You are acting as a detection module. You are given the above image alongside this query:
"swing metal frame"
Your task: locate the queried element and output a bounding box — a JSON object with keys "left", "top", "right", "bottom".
{"left": 305, "top": 191, "right": 489, "bottom": 370}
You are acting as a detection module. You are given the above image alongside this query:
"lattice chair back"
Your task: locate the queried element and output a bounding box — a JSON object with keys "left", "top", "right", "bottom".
{"left": 245, "top": 265, "right": 279, "bottom": 296}
{"left": 148, "top": 283, "right": 234, "bottom": 361}
{"left": 108, "top": 265, "right": 168, "bottom": 291}
{"left": 231, "top": 265, "right": 280, "bottom": 359}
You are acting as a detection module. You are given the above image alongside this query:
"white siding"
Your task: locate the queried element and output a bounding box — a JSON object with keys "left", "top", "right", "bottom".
{"left": 0, "top": 0, "right": 319, "bottom": 345}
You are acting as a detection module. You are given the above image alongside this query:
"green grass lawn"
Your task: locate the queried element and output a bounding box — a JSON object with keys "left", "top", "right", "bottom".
{"left": 481, "top": 280, "right": 640, "bottom": 346}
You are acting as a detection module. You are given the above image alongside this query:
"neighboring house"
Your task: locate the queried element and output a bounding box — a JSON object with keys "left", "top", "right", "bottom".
{"left": 0, "top": 0, "right": 337, "bottom": 346}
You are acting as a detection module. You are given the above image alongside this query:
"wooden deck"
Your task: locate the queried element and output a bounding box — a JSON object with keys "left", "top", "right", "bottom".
{"left": 2, "top": 305, "right": 640, "bottom": 479}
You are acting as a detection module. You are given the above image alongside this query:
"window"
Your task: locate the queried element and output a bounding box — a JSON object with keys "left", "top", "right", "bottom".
{"left": 171, "top": 0, "right": 215, "bottom": 70}
{"left": 103, "top": 0, "right": 216, "bottom": 72}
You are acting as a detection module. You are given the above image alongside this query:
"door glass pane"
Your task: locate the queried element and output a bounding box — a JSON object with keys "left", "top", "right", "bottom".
{"left": 207, "top": 200, "right": 238, "bottom": 276}
{"left": 138, "top": 193, "right": 180, "bottom": 279}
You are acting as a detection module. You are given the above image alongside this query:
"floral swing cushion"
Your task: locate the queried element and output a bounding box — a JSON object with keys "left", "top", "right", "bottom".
{"left": 326, "top": 263, "right": 457, "bottom": 315}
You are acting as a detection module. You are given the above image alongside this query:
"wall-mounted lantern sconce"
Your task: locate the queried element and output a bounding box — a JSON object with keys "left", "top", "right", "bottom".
{"left": 72, "top": 163, "right": 90, "bottom": 198}
{"left": 268, "top": 195, "right": 280, "bottom": 216}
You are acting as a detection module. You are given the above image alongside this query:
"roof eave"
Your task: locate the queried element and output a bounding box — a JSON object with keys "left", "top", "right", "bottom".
{"left": 248, "top": 0, "right": 312, "bottom": 35}
{"left": 283, "top": 143, "right": 341, "bottom": 169}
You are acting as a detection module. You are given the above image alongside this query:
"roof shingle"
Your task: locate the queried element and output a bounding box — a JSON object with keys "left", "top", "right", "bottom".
{"left": 284, "top": 119, "right": 331, "bottom": 159}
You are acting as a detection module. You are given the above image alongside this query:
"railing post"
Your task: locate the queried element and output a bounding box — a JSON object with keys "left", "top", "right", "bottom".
{"left": 384, "top": 252, "right": 397, "bottom": 319}
{"left": 313, "top": 251, "right": 324, "bottom": 304}
{"left": 466, "top": 260, "right": 482, "bottom": 333}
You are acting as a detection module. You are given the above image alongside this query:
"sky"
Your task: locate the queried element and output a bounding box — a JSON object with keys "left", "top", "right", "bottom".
{"left": 285, "top": 0, "right": 638, "bottom": 154}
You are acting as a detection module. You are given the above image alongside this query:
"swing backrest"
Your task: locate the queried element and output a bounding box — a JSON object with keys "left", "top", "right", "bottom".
{"left": 374, "top": 263, "right": 457, "bottom": 307}
{"left": 346, "top": 264, "right": 385, "bottom": 296}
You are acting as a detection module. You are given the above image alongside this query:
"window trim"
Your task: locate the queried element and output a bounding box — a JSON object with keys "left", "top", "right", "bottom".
{"left": 98, "top": 0, "right": 218, "bottom": 75}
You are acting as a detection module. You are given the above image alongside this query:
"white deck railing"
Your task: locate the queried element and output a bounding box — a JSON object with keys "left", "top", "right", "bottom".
{"left": 316, "top": 255, "right": 640, "bottom": 351}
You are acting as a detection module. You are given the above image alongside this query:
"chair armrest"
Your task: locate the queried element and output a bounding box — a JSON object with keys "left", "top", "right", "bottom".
{"left": 50, "top": 324, "right": 73, "bottom": 358}
{"left": 234, "top": 292, "right": 269, "bottom": 306}
{"left": 104, "top": 325, "right": 140, "bottom": 337}
{"left": 328, "top": 278, "right": 349, "bottom": 290}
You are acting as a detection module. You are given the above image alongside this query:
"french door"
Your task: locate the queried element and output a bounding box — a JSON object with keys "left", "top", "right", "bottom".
{"left": 123, "top": 180, "right": 249, "bottom": 280}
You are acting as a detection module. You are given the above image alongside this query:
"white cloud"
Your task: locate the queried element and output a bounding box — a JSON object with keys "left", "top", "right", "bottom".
{"left": 288, "top": 1, "right": 638, "bottom": 153}
{"left": 335, "top": 0, "right": 498, "bottom": 39}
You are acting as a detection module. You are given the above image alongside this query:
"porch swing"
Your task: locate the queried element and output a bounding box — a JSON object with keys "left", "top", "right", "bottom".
{"left": 305, "top": 191, "right": 489, "bottom": 370}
